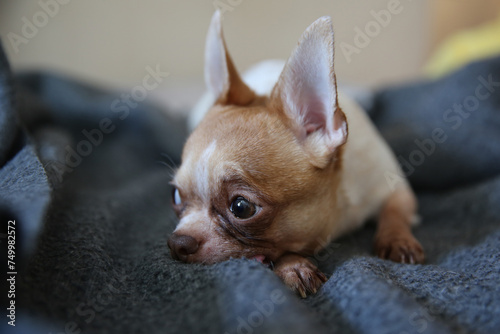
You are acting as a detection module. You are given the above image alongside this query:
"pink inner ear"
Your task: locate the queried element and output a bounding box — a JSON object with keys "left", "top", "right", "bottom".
{"left": 273, "top": 16, "right": 347, "bottom": 152}
{"left": 205, "top": 13, "right": 227, "bottom": 99}
{"left": 302, "top": 97, "right": 327, "bottom": 135}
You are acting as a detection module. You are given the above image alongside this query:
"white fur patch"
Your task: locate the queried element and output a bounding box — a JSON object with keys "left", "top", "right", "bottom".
{"left": 196, "top": 140, "right": 218, "bottom": 201}
{"left": 175, "top": 210, "right": 206, "bottom": 232}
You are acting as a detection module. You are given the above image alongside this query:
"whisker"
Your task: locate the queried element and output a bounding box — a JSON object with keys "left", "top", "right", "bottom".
{"left": 161, "top": 153, "right": 178, "bottom": 168}
{"left": 157, "top": 153, "right": 178, "bottom": 178}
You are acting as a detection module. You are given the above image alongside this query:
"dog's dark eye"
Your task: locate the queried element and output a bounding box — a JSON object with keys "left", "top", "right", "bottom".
{"left": 230, "top": 197, "right": 257, "bottom": 219}
{"left": 172, "top": 188, "right": 182, "bottom": 206}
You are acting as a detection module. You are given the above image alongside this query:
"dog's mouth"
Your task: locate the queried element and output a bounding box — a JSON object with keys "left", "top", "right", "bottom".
{"left": 250, "top": 254, "right": 274, "bottom": 269}
{"left": 251, "top": 254, "right": 266, "bottom": 263}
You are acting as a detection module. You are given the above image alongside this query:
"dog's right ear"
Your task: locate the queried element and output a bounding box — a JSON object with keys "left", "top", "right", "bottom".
{"left": 205, "top": 11, "right": 256, "bottom": 106}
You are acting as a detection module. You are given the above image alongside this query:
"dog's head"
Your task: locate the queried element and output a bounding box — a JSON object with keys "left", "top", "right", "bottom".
{"left": 168, "top": 12, "right": 347, "bottom": 265}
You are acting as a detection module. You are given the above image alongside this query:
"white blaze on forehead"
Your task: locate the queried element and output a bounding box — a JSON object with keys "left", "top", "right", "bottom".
{"left": 196, "top": 140, "right": 218, "bottom": 201}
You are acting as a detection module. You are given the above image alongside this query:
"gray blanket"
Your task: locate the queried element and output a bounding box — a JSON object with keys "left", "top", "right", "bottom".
{"left": 1, "top": 40, "right": 500, "bottom": 333}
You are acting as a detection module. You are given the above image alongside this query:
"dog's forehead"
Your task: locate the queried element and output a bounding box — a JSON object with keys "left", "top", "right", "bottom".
{"left": 175, "top": 106, "right": 312, "bottom": 201}
{"left": 176, "top": 139, "right": 226, "bottom": 201}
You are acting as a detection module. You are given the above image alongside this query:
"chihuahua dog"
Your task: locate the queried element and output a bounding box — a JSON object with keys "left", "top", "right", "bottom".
{"left": 168, "top": 12, "right": 424, "bottom": 297}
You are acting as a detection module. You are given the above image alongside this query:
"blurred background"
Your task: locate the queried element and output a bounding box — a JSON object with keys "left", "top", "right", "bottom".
{"left": 1, "top": 0, "right": 500, "bottom": 113}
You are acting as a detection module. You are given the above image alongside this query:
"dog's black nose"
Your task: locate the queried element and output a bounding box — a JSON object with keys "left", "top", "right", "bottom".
{"left": 167, "top": 233, "right": 199, "bottom": 262}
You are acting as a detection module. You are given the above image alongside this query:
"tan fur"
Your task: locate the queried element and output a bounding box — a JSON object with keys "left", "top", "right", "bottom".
{"left": 374, "top": 187, "right": 424, "bottom": 264}
{"left": 169, "top": 12, "right": 424, "bottom": 297}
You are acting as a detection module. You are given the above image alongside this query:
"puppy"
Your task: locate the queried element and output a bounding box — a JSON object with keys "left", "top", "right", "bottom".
{"left": 168, "top": 11, "right": 424, "bottom": 297}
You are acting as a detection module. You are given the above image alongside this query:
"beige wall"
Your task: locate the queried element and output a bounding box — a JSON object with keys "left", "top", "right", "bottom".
{"left": 429, "top": 0, "right": 500, "bottom": 51}
{"left": 0, "top": 0, "right": 431, "bottom": 110}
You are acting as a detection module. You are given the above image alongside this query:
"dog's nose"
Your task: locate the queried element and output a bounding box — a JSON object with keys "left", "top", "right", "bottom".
{"left": 167, "top": 233, "right": 199, "bottom": 262}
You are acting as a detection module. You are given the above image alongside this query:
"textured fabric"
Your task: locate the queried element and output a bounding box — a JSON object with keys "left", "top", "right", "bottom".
{"left": 371, "top": 58, "right": 500, "bottom": 190}
{"left": 1, "top": 41, "right": 500, "bottom": 333}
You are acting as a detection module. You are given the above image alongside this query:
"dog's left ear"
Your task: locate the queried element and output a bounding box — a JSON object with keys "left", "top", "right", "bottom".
{"left": 205, "top": 11, "right": 256, "bottom": 106}
{"left": 271, "top": 17, "right": 347, "bottom": 168}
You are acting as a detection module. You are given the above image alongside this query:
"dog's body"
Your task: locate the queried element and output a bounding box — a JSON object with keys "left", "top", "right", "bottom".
{"left": 190, "top": 59, "right": 414, "bottom": 240}
{"left": 168, "top": 12, "right": 424, "bottom": 297}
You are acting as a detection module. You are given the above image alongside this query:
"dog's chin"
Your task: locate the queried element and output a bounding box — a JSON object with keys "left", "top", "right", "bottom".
{"left": 186, "top": 251, "right": 276, "bottom": 268}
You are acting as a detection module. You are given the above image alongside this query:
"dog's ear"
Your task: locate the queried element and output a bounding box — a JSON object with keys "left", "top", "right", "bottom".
{"left": 205, "top": 11, "right": 256, "bottom": 106}
{"left": 271, "top": 17, "right": 347, "bottom": 168}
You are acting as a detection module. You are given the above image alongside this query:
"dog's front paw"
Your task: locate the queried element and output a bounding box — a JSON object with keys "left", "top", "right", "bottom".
{"left": 374, "top": 233, "right": 425, "bottom": 264}
{"left": 273, "top": 254, "right": 327, "bottom": 298}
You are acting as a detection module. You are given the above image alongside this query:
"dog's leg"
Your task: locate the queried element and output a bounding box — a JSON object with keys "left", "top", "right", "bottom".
{"left": 374, "top": 187, "right": 425, "bottom": 264}
{"left": 274, "top": 253, "right": 327, "bottom": 298}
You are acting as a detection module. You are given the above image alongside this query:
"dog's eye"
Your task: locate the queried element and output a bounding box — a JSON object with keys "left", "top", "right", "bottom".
{"left": 172, "top": 188, "right": 182, "bottom": 206}
{"left": 230, "top": 197, "right": 257, "bottom": 219}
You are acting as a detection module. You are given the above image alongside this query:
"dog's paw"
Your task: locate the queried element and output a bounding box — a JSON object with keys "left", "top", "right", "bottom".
{"left": 375, "top": 234, "right": 425, "bottom": 264}
{"left": 273, "top": 254, "right": 327, "bottom": 298}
